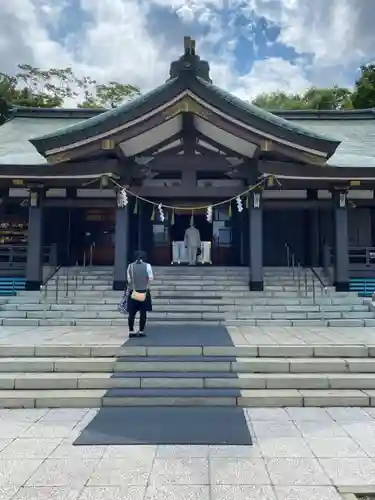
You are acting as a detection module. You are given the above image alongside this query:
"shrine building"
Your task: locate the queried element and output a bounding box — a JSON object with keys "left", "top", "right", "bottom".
{"left": 1, "top": 37, "right": 375, "bottom": 292}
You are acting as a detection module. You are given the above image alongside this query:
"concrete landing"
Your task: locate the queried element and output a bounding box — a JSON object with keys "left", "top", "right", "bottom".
{"left": 2, "top": 325, "right": 375, "bottom": 346}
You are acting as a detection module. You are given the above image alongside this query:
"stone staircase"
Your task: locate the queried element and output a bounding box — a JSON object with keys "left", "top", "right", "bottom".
{"left": 0, "top": 266, "right": 373, "bottom": 327}
{"left": 1, "top": 343, "right": 375, "bottom": 408}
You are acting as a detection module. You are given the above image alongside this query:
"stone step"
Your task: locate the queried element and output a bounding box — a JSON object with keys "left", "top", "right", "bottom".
{"left": 2, "top": 303, "right": 369, "bottom": 313}
{"left": 1, "top": 344, "right": 373, "bottom": 358}
{"left": 1, "top": 356, "right": 375, "bottom": 373}
{"left": 51, "top": 276, "right": 322, "bottom": 283}
{"left": 0, "top": 388, "right": 371, "bottom": 408}
{"left": 3, "top": 372, "right": 375, "bottom": 390}
{"left": 33, "top": 291, "right": 359, "bottom": 299}
{"left": 0, "top": 310, "right": 371, "bottom": 321}
{"left": 0, "top": 318, "right": 373, "bottom": 327}
{"left": 5, "top": 296, "right": 367, "bottom": 306}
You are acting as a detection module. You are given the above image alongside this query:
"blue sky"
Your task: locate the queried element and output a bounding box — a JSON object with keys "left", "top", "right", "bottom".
{"left": 0, "top": 0, "right": 374, "bottom": 102}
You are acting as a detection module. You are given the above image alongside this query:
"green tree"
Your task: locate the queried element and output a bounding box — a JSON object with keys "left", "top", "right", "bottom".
{"left": 303, "top": 86, "right": 353, "bottom": 110}
{"left": 0, "top": 98, "right": 9, "bottom": 125}
{"left": 253, "top": 86, "right": 354, "bottom": 110}
{"left": 79, "top": 81, "right": 140, "bottom": 108}
{"left": 0, "top": 65, "right": 85, "bottom": 107}
{"left": 0, "top": 65, "right": 140, "bottom": 109}
{"left": 352, "top": 64, "right": 375, "bottom": 109}
{"left": 252, "top": 91, "right": 307, "bottom": 110}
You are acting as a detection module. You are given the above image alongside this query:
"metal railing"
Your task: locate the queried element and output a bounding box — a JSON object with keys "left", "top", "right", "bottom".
{"left": 41, "top": 243, "right": 95, "bottom": 302}
{"left": 325, "top": 245, "right": 375, "bottom": 267}
{"left": 0, "top": 244, "right": 57, "bottom": 271}
{"left": 285, "top": 243, "right": 328, "bottom": 304}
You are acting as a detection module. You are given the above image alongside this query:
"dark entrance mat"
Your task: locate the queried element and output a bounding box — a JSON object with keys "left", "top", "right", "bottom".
{"left": 123, "top": 325, "right": 234, "bottom": 346}
{"left": 74, "top": 407, "right": 253, "bottom": 446}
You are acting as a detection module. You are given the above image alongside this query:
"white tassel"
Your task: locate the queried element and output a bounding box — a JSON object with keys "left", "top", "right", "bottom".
{"left": 236, "top": 196, "right": 243, "bottom": 212}
{"left": 117, "top": 188, "right": 128, "bottom": 207}
{"left": 206, "top": 205, "right": 213, "bottom": 223}
{"left": 158, "top": 203, "right": 165, "bottom": 222}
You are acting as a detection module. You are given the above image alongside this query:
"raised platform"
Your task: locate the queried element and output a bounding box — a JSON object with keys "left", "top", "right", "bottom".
{"left": 0, "top": 325, "right": 375, "bottom": 408}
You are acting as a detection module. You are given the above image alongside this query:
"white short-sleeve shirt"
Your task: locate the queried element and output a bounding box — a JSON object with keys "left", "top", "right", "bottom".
{"left": 127, "top": 261, "right": 154, "bottom": 282}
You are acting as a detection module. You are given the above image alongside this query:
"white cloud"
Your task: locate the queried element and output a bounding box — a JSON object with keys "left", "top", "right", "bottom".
{"left": 245, "top": 0, "right": 375, "bottom": 67}
{"left": 0, "top": 0, "right": 373, "bottom": 106}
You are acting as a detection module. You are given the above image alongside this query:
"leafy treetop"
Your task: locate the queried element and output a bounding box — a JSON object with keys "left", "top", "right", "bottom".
{"left": 0, "top": 64, "right": 140, "bottom": 109}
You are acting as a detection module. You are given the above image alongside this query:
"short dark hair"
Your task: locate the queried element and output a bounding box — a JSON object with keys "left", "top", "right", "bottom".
{"left": 134, "top": 250, "right": 147, "bottom": 262}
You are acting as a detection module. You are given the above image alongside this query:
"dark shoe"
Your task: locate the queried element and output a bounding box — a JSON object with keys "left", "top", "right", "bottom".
{"left": 129, "top": 332, "right": 137, "bottom": 338}
{"left": 138, "top": 331, "right": 146, "bottom": 337}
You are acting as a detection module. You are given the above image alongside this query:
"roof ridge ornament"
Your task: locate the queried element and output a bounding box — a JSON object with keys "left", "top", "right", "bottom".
{"left": 168, "top": 36, "right": 212, "bottom": 83}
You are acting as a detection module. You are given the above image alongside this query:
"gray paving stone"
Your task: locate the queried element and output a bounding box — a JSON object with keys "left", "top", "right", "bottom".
{"left": 210, "top": 458, "right": 270, "bottom": 485}
{"left": 266, "top": 457, "right": 331, "bottom": 486}
{"left": 209, "top": 445, "right": 261, "bottom": 459}
{"left": 25, "top": 458, "right": 99, "bottom": 488}
{"left": 285, "top": 407, "right": 332, "bottom": 421}
{"left": 0, "top": 459, "right": 44, "bottom": 487}
{"left": 211, "top": 485, "right": 276, "bottom": 500}
{"left": 246, "top": 408, "right": 290, "bottom": 421}
{"left": 273, "top": 486, "right": 343, "bottom": 500}
{"left": 0, "top": 438, "right": 62, "bottom": 459}
{"left": 149, "top": 458, "right": 208, "bottom": 486}
{"left": 326, "top": 407, "right": 373, "bottom": 421}
{"left": 78, "top": 486, "right": 146, "bottom": 500}
{"left": 308, "top": 437, "right": 367, "bottom": 458}
{"left": 319, "top": 457, "right": 375, "bottom": 486}
{"left": 252, "top": 421, "right": 302, "bottom": 439}
{"left": 258, "top": 438, "right": 314, "bottom": 458}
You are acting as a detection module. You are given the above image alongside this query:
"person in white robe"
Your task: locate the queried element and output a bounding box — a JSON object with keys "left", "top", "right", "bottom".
{"left": 184, "top": 219, "right": 201, "bottom": 265}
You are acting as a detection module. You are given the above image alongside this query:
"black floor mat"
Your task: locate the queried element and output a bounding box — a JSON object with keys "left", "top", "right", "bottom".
{"left": 74, "top": 407, "right": 252, "bottom": 445}
{"left": 122, "top": 325, "right": 234, "bottom": 346}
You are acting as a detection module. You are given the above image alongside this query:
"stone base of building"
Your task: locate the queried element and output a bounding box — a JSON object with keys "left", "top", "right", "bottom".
{"left": 113, "top": 280, "right": 127, "bottom": 291}
{"left": 249, "top": 280, "right": 264, "bottom": 291}
{"left": 25, "top": 280, "right": 42, "bottom": 291}
{"left": 334, "top": 281, "right": 350, "bottom": 292}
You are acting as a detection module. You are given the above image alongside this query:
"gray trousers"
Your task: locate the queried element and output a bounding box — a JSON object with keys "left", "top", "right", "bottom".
{"left": 187, "top": 245, "right": 199, "bottom": 265}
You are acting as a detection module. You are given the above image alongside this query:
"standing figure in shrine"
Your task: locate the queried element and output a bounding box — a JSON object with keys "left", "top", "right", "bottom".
{"left": 184, "top": 217, "right": 201, "bottom": 265}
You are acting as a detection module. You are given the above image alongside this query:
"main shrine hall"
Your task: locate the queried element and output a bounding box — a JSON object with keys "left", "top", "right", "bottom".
{"left": 1, "top": 37, "right": 375, "bottom": 292}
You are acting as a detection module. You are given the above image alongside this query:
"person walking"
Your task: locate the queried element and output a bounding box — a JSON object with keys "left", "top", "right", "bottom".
{"left": 126, "top": 250, "right": 153, "bottom": 337}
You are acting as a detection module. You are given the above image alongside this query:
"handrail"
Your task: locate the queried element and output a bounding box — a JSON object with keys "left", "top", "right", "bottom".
{"left": 310, "top": 266, "right": 328, "bottom": 292}
{"left": 40, "top": 264, "right": 62, "bottom": 300}
{"left": 285, "top": 242, "right": 327, "bottom": 303}
{"left": 42, "top": 264, "right": 62, "bottom": 286}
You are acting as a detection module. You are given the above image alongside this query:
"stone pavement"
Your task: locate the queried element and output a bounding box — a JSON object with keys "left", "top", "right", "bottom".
{"left": 2, "top": 325, "right": 375, "bottom": 345}
{"left": 1, "top": 407, "right": 375, "bottom": 499}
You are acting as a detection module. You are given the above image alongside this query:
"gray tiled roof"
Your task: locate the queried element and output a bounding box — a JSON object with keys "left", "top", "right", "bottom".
{"left": 0, "top": 117, "right": 83, "bottom": 165}
{"left": 198, "top": 77, "right": 339, "bottom": 143}
{"left": 1, "top": 110, "right": 375, "bottom": 169}
{"left": 32, "top": 79, "right": 177, "bottom": 143}
{"left": 287, "top": 119, "right": 375, "bottom": 167}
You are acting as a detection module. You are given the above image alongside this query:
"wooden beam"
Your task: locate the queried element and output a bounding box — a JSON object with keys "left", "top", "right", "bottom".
{"left": 182, "top": 113, "right": 196, "bottom": 155}
{"left": 197, "top": 114, "right": 326, "bottom": 165}
{"left": 132, "top": 185, "right": 244, "bottom": 198}
{"left": 155, "top": 144, "right": 184, "bottom": 156}
{"left": 145, "top": 154, "right": 234, "bottom": 170}
{"left": 136, "top": 133, "right": 182, "bottom": 156}
{"left": 196, "top": 132, "right": 244, "bottom": 158}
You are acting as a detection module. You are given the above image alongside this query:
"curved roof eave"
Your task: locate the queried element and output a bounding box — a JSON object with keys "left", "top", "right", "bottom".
{"left": 29, "top": 73, "right": 341, "bottom": 160}
{"left": 193, "top": 77, "right": 340, "bottom": 157}
{"left": 30, "top": 77, "right": 183, "bottom": 155}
